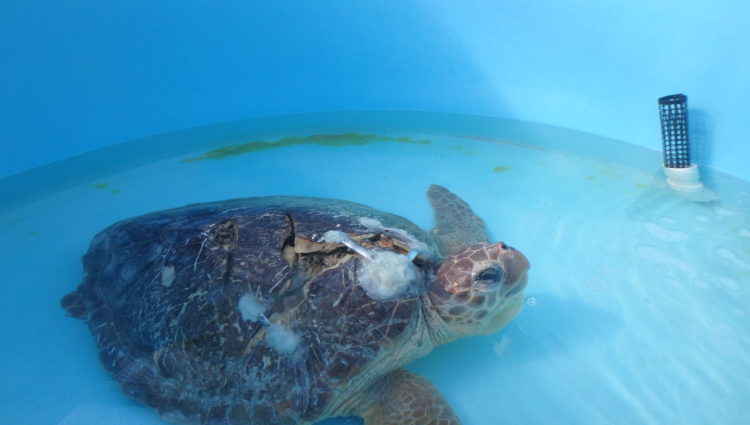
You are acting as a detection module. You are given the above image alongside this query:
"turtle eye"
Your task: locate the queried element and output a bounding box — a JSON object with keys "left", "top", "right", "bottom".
{"left": 475, "top": 266, "right": 504, "bottom": 284}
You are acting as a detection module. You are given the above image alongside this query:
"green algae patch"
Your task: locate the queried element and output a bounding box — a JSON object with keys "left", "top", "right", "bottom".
{"left": 91, "top": 183, "right": 122, "bottom": 194}
{"left": 27, "top": 230, "right": 38, "bottom": 236}
{"left": 492, "top": 166, "right": 511, "bottom": 173}
{"left": 449, "top": 146, "right": 475, "bottom": 155}
{"left": 182, "top": 133, "right": 431, "bottom": 162}
{"left": 635, "top": 183, "right": 648, "bottom": 189}
{"left": 584, "top": 176, "right": 597, "bottom": 181}
{"left": 596, "top": 166, "right": 616, "bottom": 176}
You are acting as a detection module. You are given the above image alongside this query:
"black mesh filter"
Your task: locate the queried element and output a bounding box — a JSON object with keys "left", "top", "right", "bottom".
{"left": 658, "top": 94, "right": 690, "bottom": 168}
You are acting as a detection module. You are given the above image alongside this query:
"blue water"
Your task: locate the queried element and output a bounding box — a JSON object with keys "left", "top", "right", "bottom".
{"left": 1, "top": 113, "right": 748, "bottom": 424}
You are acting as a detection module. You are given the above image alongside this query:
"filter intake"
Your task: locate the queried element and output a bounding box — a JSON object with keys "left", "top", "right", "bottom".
{"left": 658, "top": 94, "right": 704, "bottom": 193}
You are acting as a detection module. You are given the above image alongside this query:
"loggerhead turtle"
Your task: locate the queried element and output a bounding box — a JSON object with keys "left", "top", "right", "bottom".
{"left": 61, "top": 185, "right": 529, "bottom": 425}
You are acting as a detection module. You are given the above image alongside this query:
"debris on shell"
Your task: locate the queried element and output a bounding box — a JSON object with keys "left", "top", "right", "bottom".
{"left": 323, "top": 229, "right": 419, "bottom": 301}
{"left": 161, "top": 265, "right": 175, "bottom": 287}
{"left": 266, "top": 322, "right": 301, "bottom": 354}
{"left": 238, "top": 293, "right": 266, "bottom": 322}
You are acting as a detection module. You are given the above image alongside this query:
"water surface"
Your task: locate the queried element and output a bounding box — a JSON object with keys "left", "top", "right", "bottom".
{"left": 1, "top": 113, "right": 748, "bottom": 425}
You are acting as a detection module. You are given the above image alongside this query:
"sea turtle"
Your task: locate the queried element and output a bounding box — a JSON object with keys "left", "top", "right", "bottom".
{"left": 61, "top": 185, "right": 529, "bottom": 425}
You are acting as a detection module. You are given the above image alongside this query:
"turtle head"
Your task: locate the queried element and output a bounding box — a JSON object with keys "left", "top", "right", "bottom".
{"left": 428, "top": 242, "right": 529, "bottom": 338}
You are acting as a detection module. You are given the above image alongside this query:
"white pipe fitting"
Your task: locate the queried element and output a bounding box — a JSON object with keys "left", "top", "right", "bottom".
{"left": 663, "top": 164, "right": 704, "bottom": 192}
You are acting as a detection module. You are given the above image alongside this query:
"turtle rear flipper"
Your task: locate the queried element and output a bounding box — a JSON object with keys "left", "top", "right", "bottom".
{"left": 61, "top": 289, "right": 87, "bottom": 319}
{"left": 427, "top": 184, "right": 489, "bottom": 256}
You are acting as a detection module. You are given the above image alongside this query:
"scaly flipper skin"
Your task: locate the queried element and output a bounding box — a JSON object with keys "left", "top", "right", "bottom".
{"left": 428, "top": 185, "right": 489, "bottom": 257}
{"left": 356, "top": 369, "right": 461, "bottom": 425}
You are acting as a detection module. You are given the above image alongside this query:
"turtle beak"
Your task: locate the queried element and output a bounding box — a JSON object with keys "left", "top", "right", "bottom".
{"left": 491, "top": 242, "right": 530, "bottom": 293}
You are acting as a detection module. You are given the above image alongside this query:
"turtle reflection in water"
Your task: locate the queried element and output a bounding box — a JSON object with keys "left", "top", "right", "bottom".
{"left": 62, "top": 185, "right": 530, "bottom": 425}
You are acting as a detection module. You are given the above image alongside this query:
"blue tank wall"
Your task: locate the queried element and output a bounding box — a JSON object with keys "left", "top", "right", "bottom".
{"left": 2, "top": 1, "right": 749, "bottom": 180}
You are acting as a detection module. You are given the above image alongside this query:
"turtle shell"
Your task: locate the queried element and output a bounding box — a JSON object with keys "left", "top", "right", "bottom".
{"left": 63, "top": 196, "right": 436, "bottom": 424}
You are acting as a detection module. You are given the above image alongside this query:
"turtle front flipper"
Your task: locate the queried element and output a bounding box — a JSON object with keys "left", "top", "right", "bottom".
{"left": 355, "top": 369, "right": 461, "bottom": 425}
{"left": 427, "top": 184, "right": 489, "bottom": 257}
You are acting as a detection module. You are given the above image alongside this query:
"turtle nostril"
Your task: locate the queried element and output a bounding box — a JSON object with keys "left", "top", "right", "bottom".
{"left": 500, "top": 242, "right": 509, "bottom": 250}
